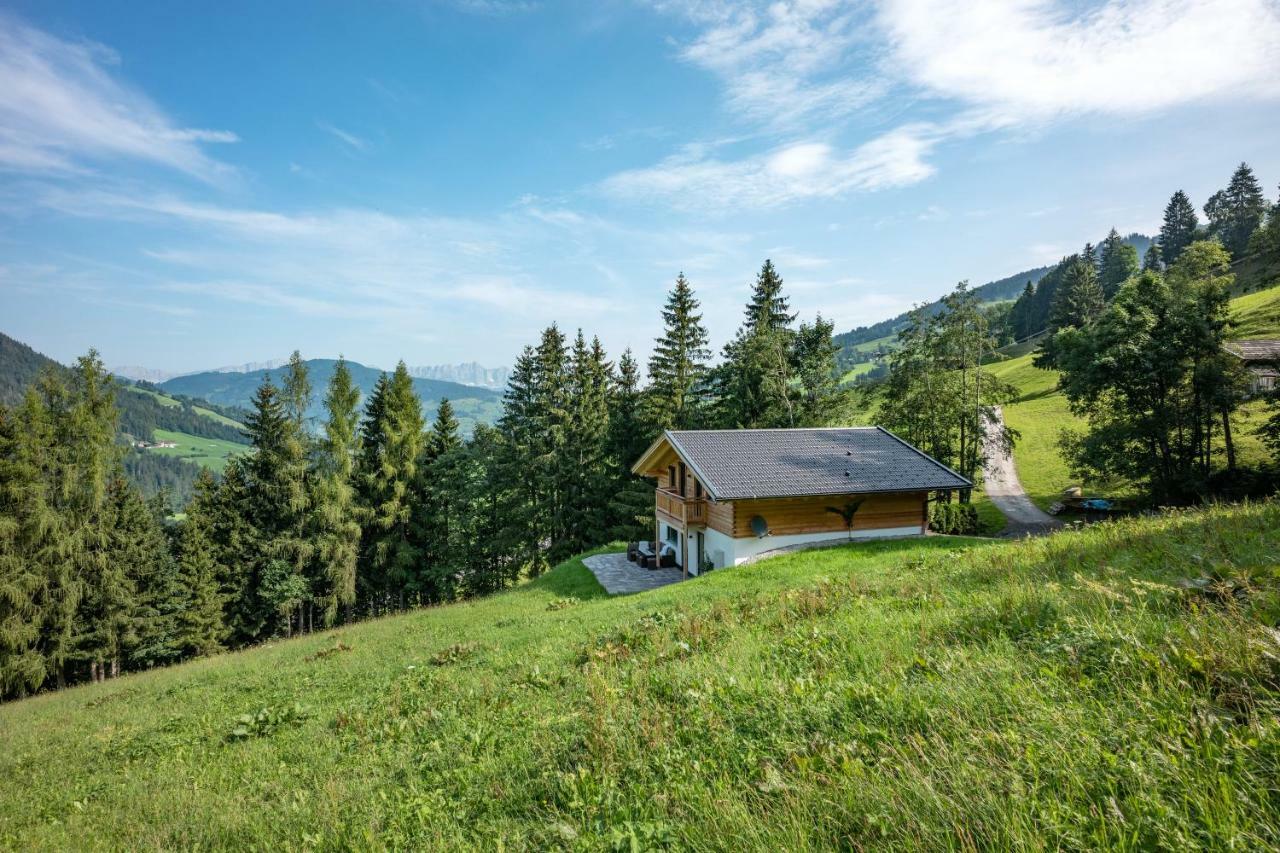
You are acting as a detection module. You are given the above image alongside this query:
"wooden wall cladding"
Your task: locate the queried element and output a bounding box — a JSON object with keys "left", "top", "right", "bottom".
{"left": 729, "top": 492, "right": 925, "bottom": 538}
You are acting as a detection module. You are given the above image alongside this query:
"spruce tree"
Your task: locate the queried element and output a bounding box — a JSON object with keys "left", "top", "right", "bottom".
{"left": 281, "top": 350, "right": 313, "bottom": 430}
{"left": 1050, "top": 258, "right": 1106, "bottom": 330}
{"left": 413, "top": 398, "right": 464, "bottom": 604}
{"left": 1142, "top": 242, "right": 1162, "bottom": 272}
{"left": 712, "top": 260, "right": 799, "bottom": 428}
{"left": 243, "top": 377, "right": 311, "bottom": 636}
{"left": 125, "top": 485, "right": 184, "bottom": 670}
{"left": 310, "top": 357, "right": 361, "bottom": 626}
{"left": 173, "top": 516, "right": 226, "bottom": 656}
{"left": 563, "top": 332, "right": 612, "bottom": 556}
{"left": 606, "top": 348, "right": 654, "bottom": 542}
{"left": 73, "top": 477, "right": 144, "bottom": 682}
{"left": 1098, "top": 229, "right": 1139, "bottom": 297}
{"left": 645, "top": 273, "right": 710, "bottom": 430}
{"left": 357, "top": 363, "right": 424, "bottom": 609}
{"left": 0, "top": 389, "right": 57, "bottom": 697}
{"left": 1205, "top": 162, "right": 1268, "bottom": 258}
{"left": 1159, "top": 190, "right": 1200, "bottom": 266}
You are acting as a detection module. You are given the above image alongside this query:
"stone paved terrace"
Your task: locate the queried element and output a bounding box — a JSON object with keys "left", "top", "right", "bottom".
{"left": 582, "top": 552, "right": 685, "bottom": 595}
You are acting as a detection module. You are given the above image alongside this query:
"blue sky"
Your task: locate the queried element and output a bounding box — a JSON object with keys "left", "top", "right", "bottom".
{"left": 2, "top": 0, "right": 1279, "bottom": 374}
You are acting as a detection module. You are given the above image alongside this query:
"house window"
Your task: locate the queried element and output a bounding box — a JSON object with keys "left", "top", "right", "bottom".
{"left": 678, "top": 462, "right": 687, "bottom": 496}
{"left": 668, "top": 465, "right": 677, "bottom": 490}
{"left": 694, "top": 479, "right": 703, "bottom": 498}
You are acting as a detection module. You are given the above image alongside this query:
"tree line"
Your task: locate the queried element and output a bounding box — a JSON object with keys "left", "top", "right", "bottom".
{"left": 1, "top": 260, "right": 848, "bottom": 700}
{"left": 1008, "top": 162, "right": 1280, "bottom": 342}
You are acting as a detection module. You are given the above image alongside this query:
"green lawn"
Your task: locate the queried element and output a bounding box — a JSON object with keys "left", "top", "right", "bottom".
{"left": 1230, "top": 283, "right": 1280, "bottom": 340}
{"left": 2, "top": 504, "right": 1279, "bottom": 849}
{"left": 146, "top": 428, "right": 249, "bottom": 473}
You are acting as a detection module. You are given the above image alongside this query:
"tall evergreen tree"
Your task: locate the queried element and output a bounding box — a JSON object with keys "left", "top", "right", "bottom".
{"left": 1050, "top": 258, "right": 1106, "bottom": 331}
{"left": 357, "top": 363, "right": 424, "bottom": 609}
{"left": 606, "top": 348, "right": 653, "bottom": 542}
{"left": 645, "top": 273, "right": 710, "bottom": 430}
{"left": 563, "top": 332, "right": 612, "bottom": 556}
{"left": 1098, "top": 229, "right": 1139, "bottom": 297}
{"left": 1159, "top": 190, "right": 1200, "bottom": 266}
{"left": 310, "top": 357, "right": 362, "bottom": 626}
{"left": 1205, "top": 162, "right": 1268, "bottom": 258}
{"left": 173, "top": 515, "right": 226, "bottom": 656}
{"left": 1142, "top": 242, "right": 1162, "bottom": 272}
{"left": 713, "top": 260, "right": 799, "bottom": 428}
{"left": 242, "top": 377, "right": 311, "bottom": 636}
{"left": 412, "top": 398, "right": 464, "bottom": 604}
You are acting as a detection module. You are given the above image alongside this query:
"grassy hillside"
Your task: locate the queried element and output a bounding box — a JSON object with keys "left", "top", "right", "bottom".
{"left": 2, "top": 503, "right": 1278, "bottom": 849}
{"left": 145, "top": 428, "right": 249, "bottom": 474}
{"left": 986, "top": 282, "right": 1280, "bottom": 510}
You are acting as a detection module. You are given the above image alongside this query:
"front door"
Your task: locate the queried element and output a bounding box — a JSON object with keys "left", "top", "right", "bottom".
{"left": 696, "top": 531, "right": 705, "bottom": 573}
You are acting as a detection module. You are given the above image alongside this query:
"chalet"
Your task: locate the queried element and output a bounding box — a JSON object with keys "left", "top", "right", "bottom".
{"left": 1224, "top": 340, "right": 1280, "bottom": 395}
{"left": 631, "top": 427, "right": 971, "bottom": 575}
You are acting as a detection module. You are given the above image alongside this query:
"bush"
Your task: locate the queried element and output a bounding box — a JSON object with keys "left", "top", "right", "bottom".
{"left": 929, "top": 502, "right": 978, "bottom": 535}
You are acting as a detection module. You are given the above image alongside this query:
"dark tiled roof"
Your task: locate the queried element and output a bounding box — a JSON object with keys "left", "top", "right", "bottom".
{"left": 666, "top": 427, "right": 971, "bottom": 500}
{"left": 1225, "top": 340, "right": 1280, "bottom": 362}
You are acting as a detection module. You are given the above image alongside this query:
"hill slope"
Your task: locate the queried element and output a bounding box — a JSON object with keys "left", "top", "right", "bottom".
{"left": 2, "top": 503, "right": 1278, "bottom": 849}
{"left": 160, "top": 358, "right": 502, "bottom": 434}
{"left": 1, "top": 331, "right": 249, "bottom": 504}
{"left": 985, "top": 280, "right": 1280, "bottom": 509}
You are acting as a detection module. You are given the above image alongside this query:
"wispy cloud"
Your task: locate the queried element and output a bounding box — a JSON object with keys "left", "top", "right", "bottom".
{"left": 660, "top": 0, "right": 884, "bottom": 129}
{"left": 317, "top": 121, "right": 369, "bottom": 152}
{"left": 0, "top": 13, "right": 237, "bottom": 182}
{"left": 600, "top": 126, "right": 938, "bottom": 211}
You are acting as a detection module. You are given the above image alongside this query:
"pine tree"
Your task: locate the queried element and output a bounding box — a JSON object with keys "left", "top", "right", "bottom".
{"left": 712, "top": 260, "right": 799, "bottom": 428}
{"left": 310, "top": 357, "right": 361, "bottom": 626}
{"left": 1159, "top": 190, "right": 1200, "bottom": 266}
{"left": 645, "top": 273, "right": 710, "bottom": 430}
{"left": 281, "top": 350, "right": 313, "bottom": 431}
{"left": 243, "top": 377, "right": 311, "bottom": 636}
{"left": 125, "top": 486, "right": 184, "bottom": 670}
{"left": 357, "top": 363, "right": 424, "bottom": 610}
{"left": 0, "top": 389, "right": 57, "bottom": 698}
{"left": 49, "top": 353, "right": 120, "bottom": 686}
{"left": 412, "top": 398, "right": 464, "bottom": 604}
{"left": 1008, "top": 281, "right": 1038, "bottom": 339}
{"left": 563, "top": 332, "right": 612, "bottom": 556}
{"left": 73, "top": 478, "right": 144, "bottom": 682}
{"left": 743, "top": 258, "right": 795, "bottom": 334}
{"left": 173, "top": 516, "right": 225, "bottom": 656}
{"left": 1142, "top": 242, "right": 1162, "bottom": 272}
{"left": 531, "top": 326, "right": 572, "bottom": 564}
{"left": 1098, "top": 229, "right": 1139, "bottom": 297}
{"left": 1050, "top": 258, "right": 1106, "bottom": 331}
{"left": 606, "top": 348, "right": 654, "bottom": 542}
{"left": 1205, "top": 162, "right": 1268, "bottom": 258}
{"left": 495, "top": 347, "right": 544, "bottom": 576}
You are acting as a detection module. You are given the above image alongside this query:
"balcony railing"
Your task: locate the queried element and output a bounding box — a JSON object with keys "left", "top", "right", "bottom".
{"left": 655, "top": 488, "right": 706, "bottom": 526}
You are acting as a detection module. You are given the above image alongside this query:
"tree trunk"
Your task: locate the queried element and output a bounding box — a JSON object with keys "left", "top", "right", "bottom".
{"left": 111, "top": 658, "right": 119, "bottom": 679}
{"left": 1222, "top": 408, "right": 1236, "bottom": 472}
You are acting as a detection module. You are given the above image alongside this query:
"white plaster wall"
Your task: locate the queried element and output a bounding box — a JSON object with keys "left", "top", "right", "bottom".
{"left": 702, "top": 527, "right": 737, "bottom": 571}
{"left": 727, "top": 526, "right": 921, "bottom": 566}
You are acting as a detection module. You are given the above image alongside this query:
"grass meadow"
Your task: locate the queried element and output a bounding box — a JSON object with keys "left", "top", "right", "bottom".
{"left": 2, "top": 503, "right": 1279, "bottom": 849}
{"left": 146, "top": 428, "right": 249, "bottom": 474}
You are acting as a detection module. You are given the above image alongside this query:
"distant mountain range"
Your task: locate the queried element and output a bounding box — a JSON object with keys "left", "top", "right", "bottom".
{"left": 158, "top": 358, "right": 503, "bottom": 436}
{"left": 113, "top": 359, "right": 510, "bottom": 390}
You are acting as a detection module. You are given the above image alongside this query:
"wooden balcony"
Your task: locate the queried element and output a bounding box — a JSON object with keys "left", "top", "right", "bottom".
{"left": 655, "top": 488, "right": 706, "bottom": 527}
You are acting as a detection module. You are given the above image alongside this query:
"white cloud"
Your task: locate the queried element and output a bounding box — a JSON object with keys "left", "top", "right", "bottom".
{"left": 662, "top": 0, "right": 883, "bottom": 128}
{"left": 877, "top": 0, "right": 1280, "bottom": 121}
{"left": 600, "top": 126, "right": 937, "bottom": 211}
{"left": 0, "top": 14, "right": 237, "bottom": 181}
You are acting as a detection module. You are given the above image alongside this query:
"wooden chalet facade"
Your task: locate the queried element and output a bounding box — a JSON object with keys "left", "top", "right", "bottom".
{"left": 632, "top": 427, "right": 972, "bottom": 575}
